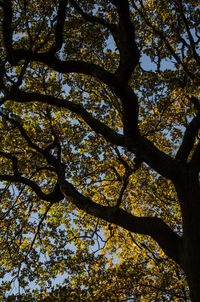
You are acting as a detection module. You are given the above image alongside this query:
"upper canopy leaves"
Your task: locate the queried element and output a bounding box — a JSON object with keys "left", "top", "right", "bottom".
{"left": 0, "top": 0, "right": 199, "bottom": 300}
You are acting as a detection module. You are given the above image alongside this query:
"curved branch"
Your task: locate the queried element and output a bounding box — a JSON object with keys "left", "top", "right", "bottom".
{"left": 0, "top": 151, "right": 20, "bottom": 176}
{"left": 126, "top": 136, "right": 178, "bottom": 181}
{"left": 1, "top": 0, "right": 67, "bottom": 62}
{"left": 175, "top": 115, "right": 200, "bottom": 162}
{"left": 9, "top": 1, "right": 139, "bottom": 85}
{"left": 60, "top": 180, "right": 183, "bottom": 266}
{"left": 6, "top": 88, "right": 178, "bottom": 180}
{"left": 0, "top": 111, "right": 61, "bottom": 167}
{"left": 13, "top": 49, "right": 116, "bottom": 87}
{"left": 69, "top": 0, "right": 117, "bottom": 34}
{"left": 0, "top": 174, "right": 63, "bottom": 202}
{"left": 6, "top": 89, "right": 125, "bottom": 147}
{"left": 68, "top": 0, "right": 139, "bottom": 83}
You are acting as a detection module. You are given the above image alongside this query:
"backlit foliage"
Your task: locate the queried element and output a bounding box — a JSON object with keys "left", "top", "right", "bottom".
{"left": 0, "top": 0, "right": 199, "bottom": 300}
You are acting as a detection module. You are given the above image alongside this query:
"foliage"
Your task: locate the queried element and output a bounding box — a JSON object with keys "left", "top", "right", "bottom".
{"left": 0, "top": 0, "right": 199, "bottom": 300}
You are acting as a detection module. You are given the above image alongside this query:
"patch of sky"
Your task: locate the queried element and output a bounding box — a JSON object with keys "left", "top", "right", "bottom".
{"left": 140, "top": 54, "right": 157, "bottom": 72}
{"left": 105, "top": 34, "right": 118, "bottom": 53}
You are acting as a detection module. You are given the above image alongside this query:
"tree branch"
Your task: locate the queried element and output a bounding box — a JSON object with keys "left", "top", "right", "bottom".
{"left": 0, "top": 174, "right": 63, "bottom": 202}
{"left": 49, "top": 0, "right": 67, "bottom": 55}
{"left": 0, "top": 0, "right": 14, "bottom": 64}
{"left": 189, "top": 96, "right": 200, "bottom": 114}
{"left": 131, "top": 0, "right": 197, "bottom": 80}
{"left": 6, "top": 89, "right": 125, "bottom": 147}
{"left": 0, "top": 151, "right": 21, "bottom": 176}
{"left": 175, "top": 115, "right": 200, "bottom": 163}
{"left": 69, "top": 0, "right": 117, "bottom": 34}
{"left": 60, "top": 180, "right": 183, "bottom": 266}
{"left": 189, "top": 141, "right": 200, "bottom": 175}
{"left": 12, "top": 49, "right": 117, "bottom": 87}
{"left": 68, "top": 0, "right": 139, "bottom": 83}
{"left": 6, "top": 88, "right": 178, "bottom": 180}
{"left": 114, "top": 85, "right": 139, "bottom": 138}
{"left": 177, "top": 0, "right": 200, "bottom": 66}
{"left": 113, "top": 0, "right": 140, "bottom": 83}
{"left": 25, "top": 201, "right": 55, "bottom": 258}
{"left": 126, "top": 135, "right": 178, "bottom": 181}
{"left": 0, "top": 110, "right": 62, "bottom": 168}
{"left": 115, "top": 170, "right": 131, "bottom": 207}
{"left": 6, "top": 0, "right": 139, "bottom": 85}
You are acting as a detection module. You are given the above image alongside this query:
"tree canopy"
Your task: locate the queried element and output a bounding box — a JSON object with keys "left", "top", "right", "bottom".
{"left": 0, "top": 0, "right": 199, "bottom": 301}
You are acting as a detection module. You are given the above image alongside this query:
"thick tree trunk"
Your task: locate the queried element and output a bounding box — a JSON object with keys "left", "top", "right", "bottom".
{"left": 175, "top": 174, "right": 200, "bottom": 302}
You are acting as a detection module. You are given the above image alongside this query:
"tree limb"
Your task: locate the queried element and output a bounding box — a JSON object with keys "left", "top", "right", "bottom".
{"left": 69, "top": 0, "right": 117, "bottom": 35}
{"left": 189, "top": 141, "right": 200, "bottom": 175}
{"left": 12, "top": 49, "right": 117, "bottom": 87}
{"left": 0, "top": 174, "right": 63, "bottom": 202}
{"left": 112, "top": 0, "right": 140, "bottom": 83}
{"left": 6, "top": 89, "right": 179, "bottom": 180}
{"left": 127, "top": 136, "right": 179, "bottom": 181}
{"left": 49, "top": 0, "right": 67, "bottom": 55}
{"left": 0, "top": 151, "right": 21, "bottom": 176}
{"left": 0, "top": 110, "right": 62, "bottom": 168}
{"left": 0, "top": 0, "right": 15, "bottom": 64}
{"left": 175, "top": 115, "right": 200, "bottom": 163}
{"left": 60, "top": 179, "right": 183, "bottom": 266}
{"left": 6, "top": 89, "right": 125, "bottom": 147}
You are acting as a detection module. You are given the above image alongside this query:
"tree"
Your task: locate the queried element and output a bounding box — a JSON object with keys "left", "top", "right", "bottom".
{"left": 0, "top": 0, "right": 199, "bottom": 300}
